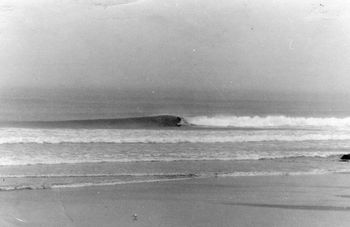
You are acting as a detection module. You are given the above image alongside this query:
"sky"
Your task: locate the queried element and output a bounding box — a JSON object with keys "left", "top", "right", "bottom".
{"left": 1, "top": 0, "right": 350, "bottom": 96}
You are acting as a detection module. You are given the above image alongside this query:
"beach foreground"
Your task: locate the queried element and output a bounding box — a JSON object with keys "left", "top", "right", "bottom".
{"left": 1, "top": 174, "right": 350, "bottom": 227}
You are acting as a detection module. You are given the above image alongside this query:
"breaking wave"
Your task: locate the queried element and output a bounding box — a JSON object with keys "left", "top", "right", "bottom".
{"left": 1, "top": 115, "right": 350, "bottom": 145}
{"left": 186, "top": 115, "right": 350, "bottom": 129}
{"left": 3, "top": 115, "right": 350, "bottom": 130}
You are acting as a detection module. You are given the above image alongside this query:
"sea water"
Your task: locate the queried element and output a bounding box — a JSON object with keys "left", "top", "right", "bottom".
{"left": 1, "top": 89, "right": 350, "bottom": 190}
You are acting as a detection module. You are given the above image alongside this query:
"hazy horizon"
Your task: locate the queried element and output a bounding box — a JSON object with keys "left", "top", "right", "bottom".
{"left": 1, "top": 0, "right": 350, "bottom": 98}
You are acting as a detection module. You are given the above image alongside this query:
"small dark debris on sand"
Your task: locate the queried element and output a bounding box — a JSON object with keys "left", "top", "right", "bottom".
{"left": 340, "top": 154, "right": 350, "bottom": 161}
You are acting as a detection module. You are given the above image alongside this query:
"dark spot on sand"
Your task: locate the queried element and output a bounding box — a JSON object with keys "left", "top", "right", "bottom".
{"left": 336, "top": 195, "right": 350, "bottom": 199}
{"left": 340, "top": 154, "right": 350, "bottom": 161}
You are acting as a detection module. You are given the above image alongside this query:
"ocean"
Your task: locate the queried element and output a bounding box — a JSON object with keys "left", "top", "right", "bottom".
{"left": 1, "top": 89, "right": 350, "bottom": 191}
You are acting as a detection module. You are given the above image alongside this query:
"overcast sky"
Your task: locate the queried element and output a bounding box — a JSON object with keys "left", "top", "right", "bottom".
{"left": 1, "top": 0, "right": 350, "bottom": 95}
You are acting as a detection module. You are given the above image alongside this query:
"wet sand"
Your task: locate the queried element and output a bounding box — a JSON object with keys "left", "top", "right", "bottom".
{"left": 1, "top": 174, "right": 350, "bottom": 227}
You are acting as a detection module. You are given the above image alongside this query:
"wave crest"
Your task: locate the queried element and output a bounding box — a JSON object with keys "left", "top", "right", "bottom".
{"left": 0, "top": 115, "right": 184, "bottom": 129}
{"left": 186, "top": 115, "right": 350, "bottom": 128}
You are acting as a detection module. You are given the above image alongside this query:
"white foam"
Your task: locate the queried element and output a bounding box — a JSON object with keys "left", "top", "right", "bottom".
{"left": 218, "top": 169, "right": 350, "bottom": 177}
{"left": 50, "top": 177, "right": 194, "bottom": 189}
{"left": 0, "top": 177, "right": 194, "bottom": 191}
{"left": 0, "top": 126, "right": 350, "bottom": 144}
{"left": 0, "top": 172, "right": 197, "bottom": 178}
{"left": 0, "top": 152, "right": 344, "bottom": 166}
{"left": 187, "top": 115, "right": 350, "bottom": 129}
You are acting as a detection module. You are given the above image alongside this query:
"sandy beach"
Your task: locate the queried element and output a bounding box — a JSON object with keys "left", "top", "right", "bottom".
{"left": 1, "top": 173, "right": 350, "bottom": 227}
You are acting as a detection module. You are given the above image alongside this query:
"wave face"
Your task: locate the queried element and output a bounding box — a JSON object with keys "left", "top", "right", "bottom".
{"left": 186, "top": 115, "right": 350, "bottom": 129}
{"left": 0, "top": 115, "right": 184, "bottom": 129}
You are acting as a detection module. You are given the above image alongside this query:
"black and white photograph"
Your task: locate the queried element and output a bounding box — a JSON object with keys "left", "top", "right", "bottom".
{"left": 1, "top": 0, "right": 350, "bottom": 226}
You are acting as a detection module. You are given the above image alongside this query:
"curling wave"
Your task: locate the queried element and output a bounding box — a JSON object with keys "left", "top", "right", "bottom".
{"left": 0, "top": 115, "right": 185, "bottom": 129}
{"left": 2, "top": 115, "right": 350, "bottom": 129}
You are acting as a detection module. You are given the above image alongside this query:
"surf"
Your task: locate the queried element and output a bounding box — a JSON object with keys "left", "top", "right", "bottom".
{"left": 186, "top": 115, "right": 350, "bottom": 129}
{"left": 3, "top": 114, "right": 350, "bottom": 129}
{"left": 1, "top": 127, "right": 350, "bottom": 144}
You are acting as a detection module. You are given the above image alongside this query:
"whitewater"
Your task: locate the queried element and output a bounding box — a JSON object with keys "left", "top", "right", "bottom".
{"left": 1, "top": 127, "right": 350, "bottom": 144}
{"left": 186, "top": 115, "right": 350, "bottom": 129}
{"left": 1, "top": 114, "right": 350, "bottom": 190}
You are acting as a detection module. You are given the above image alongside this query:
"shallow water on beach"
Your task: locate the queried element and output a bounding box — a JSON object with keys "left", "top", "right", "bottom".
{"left": 1, "top": 137, "right": 350, "bottom": 190}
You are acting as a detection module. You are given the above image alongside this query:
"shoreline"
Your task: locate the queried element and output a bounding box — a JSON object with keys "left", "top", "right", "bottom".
{"left": 1, "top": 173, "right": 350, "bottom": 226}
{"left": 1, "top": 168, "right": 350, "bottom": 192}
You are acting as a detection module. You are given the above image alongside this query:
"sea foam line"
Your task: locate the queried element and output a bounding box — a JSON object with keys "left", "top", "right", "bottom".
{"left": 0, "top": 177, "right": 196, "bottom": 191}
{"left": 0, "top": 152, "right": 344, "bottom": 166}
{"left": 1, "top": 134, "right": 350, "bottom": 144}
{"left": 2, "top": 169, "right": 350, "bottom": 191}
{"left": 217, "top": 169, "right": 350, "bottom": 177}
{"left": 186, "top": 115, "right": 350, "bottom": 128}
{"left": 0, "top": 173, "right": 198, "bottom": 178}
